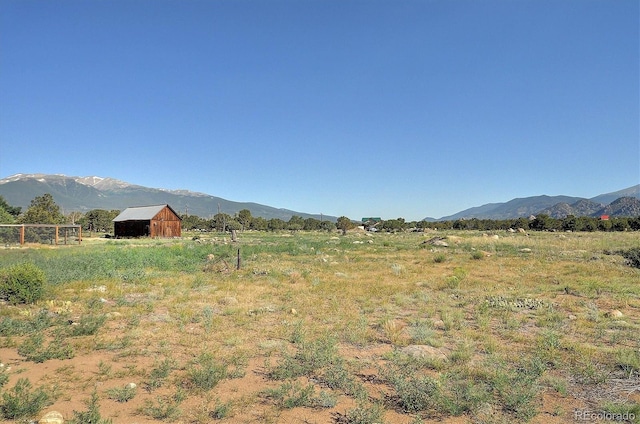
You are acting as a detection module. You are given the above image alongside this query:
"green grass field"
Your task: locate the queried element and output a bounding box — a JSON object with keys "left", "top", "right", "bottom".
{"left": 0, "top": 230, "right": 638, "bottom": 423}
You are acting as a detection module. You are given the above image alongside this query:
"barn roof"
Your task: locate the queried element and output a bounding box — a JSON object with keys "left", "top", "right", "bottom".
{"left": 113, "top": 205, "right": 180, "bottom": 222}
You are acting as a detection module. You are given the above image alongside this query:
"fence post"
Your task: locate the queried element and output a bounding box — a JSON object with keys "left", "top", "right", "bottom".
{"left": 237, "top": 248, "right": 241, "bottom": 270}
{"left": 20, "top": 225, "right": 24, "bottom": 245}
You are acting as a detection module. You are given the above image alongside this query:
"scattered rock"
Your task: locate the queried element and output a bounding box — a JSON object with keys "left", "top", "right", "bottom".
{"left": 219, "top": 296, "right": 238, "bottom": 306}
{"left": 605, "top": 310, "right": 623, "bottom": 318}
{"left": 290, "top": 308, "right": 297, "bottom": 315}
{"left": 568, "top": 314, "right": 577, "bottom": 320}
{"left": 422, "top": 236, "right": 448, "bottom": 247}
{"left": 400, "top": 345, "right": 447, "bottom": 361}
{"left": 518, "top": 228, "right": 527, "bottom": 234}
{"left": 39, "top": 411, "right": 64, "bottom": 424}
{"left": 519, "top": 248, "right": 532, "bottom": 253}
{"left": 432, "top": 319, "right": 446, "bottom": 330}
{"left": 126, "top": 382, "right": 137, "bottom": 389}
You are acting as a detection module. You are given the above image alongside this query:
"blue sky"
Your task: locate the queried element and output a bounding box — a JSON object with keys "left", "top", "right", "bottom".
{"left": 1, "top": 0, "right": 638, "bottom": 221}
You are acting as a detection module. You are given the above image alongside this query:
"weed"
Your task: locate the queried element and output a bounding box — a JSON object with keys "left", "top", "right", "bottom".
{"left": 267, "top": 334, "right": 338, "bottom": 380}
{"left": 186, "top": 353, "right": 228, "bottom": 391}
{"left": 138, "top": 393, "right": 183, "bottom": 421}
{"left": 433, "top": 253, "right": 447, "bottom": 263}
{"left": 146, "top": 358, "right": 176, "bottom": 391}
{"left": 383, "top": 363, "right": 440, "bottom": 413}
{"left": 599, "top": 401, "right": 640, "bottom": 424}
{"left": 261, "top": 381, "right": 316, "bottom": 409}
{"left": 471, "top": 251, "right": 485, "bottom": 260}
{"left": 69, "top": 390, "right": 113, "bottom": 424}
{"left": 0, "top": 378, "right": 51, "bottom": 419}
{"left": 408, "top": 320, "right": 438, "bottom": 346}
{"left": 439, "top": 371, "right": 492, "bottom": 415}
{"left": 106, "top": 384, "right": 136, "bottom": 402}
{"left": 67, "top": 314, "right": 107, "bottom": 337}
{"left": 340, "top": 401, "right": 386, "bottom": 424}
{"left": 17, "top": 332, "right": 74, "bottom": 363}
{"left": 209, "top": 398, "right": 232, "bottom": 419}
{"left": 97, "top": 361, "right": 112, "bottom": 378}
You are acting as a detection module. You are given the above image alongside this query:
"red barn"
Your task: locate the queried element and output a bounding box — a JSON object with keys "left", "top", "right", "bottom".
{"left": 600, "top": 215, "right": 610, "bottom": 221}
{"left": 113, "top": 204, "right": 182, "bottom": 238}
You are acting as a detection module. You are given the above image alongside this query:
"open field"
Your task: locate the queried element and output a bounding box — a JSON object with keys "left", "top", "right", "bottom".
{"left": 0, "top": 230, "right": 638, "bottom": 423}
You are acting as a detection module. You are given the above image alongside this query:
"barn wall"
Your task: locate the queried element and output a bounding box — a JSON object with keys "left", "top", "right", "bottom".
{"left": 150, "top": 206, "right": 182, "bottom": 238}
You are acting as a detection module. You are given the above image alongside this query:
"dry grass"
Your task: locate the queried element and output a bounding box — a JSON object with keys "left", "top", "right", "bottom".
{"left": 0, "top": 230, "right": 638, "bottom": 423}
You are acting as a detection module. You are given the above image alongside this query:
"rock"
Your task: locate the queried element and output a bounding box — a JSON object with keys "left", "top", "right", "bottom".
{"left": 432, "top": 319, "right": 446, "bottom": 330}
{"left": 126, "top": 382, "right": 137, "bottom": 389}
{"left": 491, "top": 235, "right": 499, "bottom": 240}
{"left": 400, "top": 345, "right": 447, "bottom": 361}
{"left": 507, "top": 228, "right": 516, "bottom": 233}
{"left": 39, "top": 411, "right": 64, "bottom": 424}
{"left": 519, "top": 248, "right": 532, "bottom": 253}
{"left": 423, "top": 236, "right": 448, "bottom": 247}
{"left": 606, "top": 310, "right": 623, "bottom": 318}
{"left": 568, "top": 314, "right": 577, "bottom": 320}
{"left": 290, "top": 308, "right": 297, "bottom": 315}
{"left": 518, "top": 228, "right": 527, "bottom": 233}
{"left": 219, "top": 296, "right": 238, "bottom": 305}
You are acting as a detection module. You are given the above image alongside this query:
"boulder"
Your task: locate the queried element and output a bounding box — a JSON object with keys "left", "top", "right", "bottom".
{"left": 400, "top": 345, "right": 447, "bottom": 361}
{"left": 39, "top": 411, "right": 64, "bottom": 424}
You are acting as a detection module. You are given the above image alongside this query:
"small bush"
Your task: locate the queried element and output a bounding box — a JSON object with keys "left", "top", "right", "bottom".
{"left": 340, "top": 402, "right": 386, "bottom": 424}
{"left": 0, "top": 378, "right": 51, "bottom": 419}
{"left": 433, "top": 254, "right": 447, "bottom": 263}
{"left": 261, "top": 381, "right": 316, "bottom": 409}
{"left": 617, "top": 247, "right": 640, "bottom": 269}
{"left": 186, "top": 353, "right": 228, "bottom": 391}
{"left": 17, "top": 332, "right": 74, "bottom": 363}
{"left": 67, "top": 314, "right": 107, "bottom": 337}
{"left": 0, "top": 263, "right": 46, "bottom": 304}
{"left": 106, "top": 384, "right": 136, "bottom": 402}
{"left": 138, "top": 393, "right": 182, "bottom": 421}
{"left": 145, "top": 358, "right": 176, "bottom": 391}
{"left": 69, "top": 390, "right": 113, "bottom": 424}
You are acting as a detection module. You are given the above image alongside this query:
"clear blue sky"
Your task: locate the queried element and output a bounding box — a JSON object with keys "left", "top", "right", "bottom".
{"left": 1, "top": 0, "right": 638, "bottom": 220}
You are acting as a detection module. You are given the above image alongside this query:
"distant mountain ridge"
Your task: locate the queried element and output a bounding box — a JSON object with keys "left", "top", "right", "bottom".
{"left": 1, "top": 174, "right": 638, "bottom": 222}
{"left": 431, "top": 185, "right": 640, "bottom": 221}
{"left": 0, "top": 173, "right": 335, "bottom": 222}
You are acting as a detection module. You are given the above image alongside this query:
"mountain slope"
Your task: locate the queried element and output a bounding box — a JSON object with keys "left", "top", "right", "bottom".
{"left": 428, "top": 184, "right": 639, "bottom": 221}
{"left": 0, "top": 174, "right": 334, "bottom": 222}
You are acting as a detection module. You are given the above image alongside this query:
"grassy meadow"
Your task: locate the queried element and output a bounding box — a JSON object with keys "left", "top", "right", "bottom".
{"left": 0, "top": 229, "right": 638, "bottom": 423}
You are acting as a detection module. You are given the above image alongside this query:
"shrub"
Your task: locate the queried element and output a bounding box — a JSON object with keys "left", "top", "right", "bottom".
{"left": 69, "top": 390, "right": 113, "bottom": 424}
{"left": 106, "top": 384, "right": 136, "bottom": 402}
{"left": 0, "top": 262, "right": 46, "bottom": 304}
{"left": 17, "top": 332, "right": 74, "bottom": 363}
{"left": 617, "top": 247, "right": 640, "bottom": 269}
{"left": 0, "top": 378, "right": 51, "bottom": 419}
{"left": 186, "top": 353, "right": 227, "bottom": 391}
{"left": 261, "top": 382, "right": 316, "bottom": 409}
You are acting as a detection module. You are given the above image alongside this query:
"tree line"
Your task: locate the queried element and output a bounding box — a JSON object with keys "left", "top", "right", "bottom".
{"left": 1, "top": 194, "right": 638, "bottom": 235}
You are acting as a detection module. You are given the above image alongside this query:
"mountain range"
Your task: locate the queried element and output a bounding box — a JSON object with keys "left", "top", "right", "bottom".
{"left": 430, "top": 185, "right": 640, "bottom": 221}
{"left": 0, "top": 174, "right": 334, "bottom": 222}
{"left": 0, "top": 174, "right": 638, "bottom": 222}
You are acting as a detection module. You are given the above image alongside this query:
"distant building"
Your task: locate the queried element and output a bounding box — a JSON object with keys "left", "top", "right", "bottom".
{"left": 113, "top": 204, "right": 181, "bottom": 238}
{"left": 600, "top": 215, "right": 610, "bottom": 221}
{"left": 362, "top": 217, "right": 382, "bottom": 231}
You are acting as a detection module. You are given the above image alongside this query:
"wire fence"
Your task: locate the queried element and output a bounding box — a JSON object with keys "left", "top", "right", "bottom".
{"left": 0, "top": 225, "right": 82, "bottom": 246}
